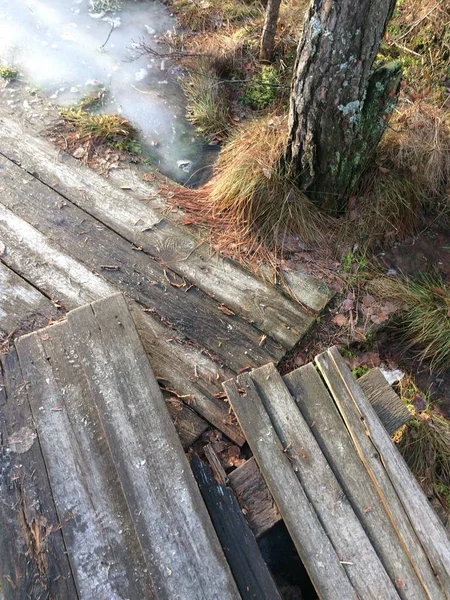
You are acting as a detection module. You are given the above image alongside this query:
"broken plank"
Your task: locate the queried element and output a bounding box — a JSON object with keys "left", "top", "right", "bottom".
{"left": 16, "top": 323, "right": 155, "bottom": 599}
{"left": 0, "top": 350, "right": 78, "bottom": 600}
{"left": 165, "top": 395, "right": 209, "bottom": 448}
{"left": 191, "top": 455, "right": 282, "bottom": 600}
{"left": 0, "top": 114, "right": 314, "bottom": 349}
{"left": 284, "top": 363, "right": 436, "bottom": 600}
{"left": 223, "top": 375, "right": 358, "bottom": 600}
{"left": 0, "top": 154, "right": 283, "bottom": 370}
{"left": 317, "top": 347, "right": 450, "bottom": 596}
{"left": 67, "top": 294, "right": 241, "bottom": 599}
{"left": 359, "top": 368, "right": 411, "bottom": 435}
{"left": 0, "top": 212, "right": 242, "bottom": 442}
{"left": 228, "top": 457, "right": 280, "bottom": 539}
{"left": 250, "top": 363, "right": 400, "bottom": 600}
{"left": 0, "top": 261, "right": 62, "bottom": 335}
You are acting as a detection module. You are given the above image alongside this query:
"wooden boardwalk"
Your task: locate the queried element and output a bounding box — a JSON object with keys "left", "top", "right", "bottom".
{"left": 224, "top": 348, "right": 450, "bottom": 600}
{"left": 0, "top": 111, "right": 330, "bottom": 449}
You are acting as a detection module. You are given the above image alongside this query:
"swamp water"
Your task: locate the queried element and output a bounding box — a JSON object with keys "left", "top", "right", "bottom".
{"left": 0, "top": 0, "right": 215, "bottom": 184}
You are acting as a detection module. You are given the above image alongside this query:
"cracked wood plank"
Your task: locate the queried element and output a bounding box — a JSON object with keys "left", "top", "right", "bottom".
{"left": 284, "top": 363, "right": 433, "bottom": 600}
{"left": 0, "top": 261, "right": 62, "bottom": 336}
{"left": 0, "top": 153, "right": 283, "bottom": 371}
{"left": 249, "top": 362, "right": 401, "bottom": 600}
{"left": 16, "top": 323, "right": 155, "bottom": 599}
{"left": 0, "top": 200, "right": 243, "bottom": 444}
{"left": 223, "top": 374, "right": 358, "bottom": 600}
{"left": 66, "top": 293, "right": 241, "bottom": 600}
{"left": 316, "top": 348, "right": 449, "bottom": 599}
{"left": 0, "top": 113, "right": 315, "bottom": 349}
{"left": 0, "top": 350, "right": 77, "bottom": 600}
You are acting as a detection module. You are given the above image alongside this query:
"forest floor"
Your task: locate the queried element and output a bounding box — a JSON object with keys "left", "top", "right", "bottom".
{"left": 2, "top": 0, "right": 449, "bottom": 525}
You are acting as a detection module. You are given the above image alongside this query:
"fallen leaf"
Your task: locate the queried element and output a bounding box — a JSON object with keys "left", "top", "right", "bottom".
{"left": 333, "top": 314, "right": 347, "bottom": 327}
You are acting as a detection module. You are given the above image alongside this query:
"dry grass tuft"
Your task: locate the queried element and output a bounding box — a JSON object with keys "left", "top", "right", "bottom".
{"left": 173, "top": 115, "right": 327, "bottom": 264}
{"left": 397, "top": 411, "right": 450, "bottom": 514}
{"left": 371, "top": 273, "right": 450, "bottom": 372}
{"left": 346, "top": 103, "right": 450, "bottom": 245}
{"left": 60, "top": 109, "right": 135, "bottom": 143}
{"left": 170, "top": 0, "right": 262, "bottom": 32}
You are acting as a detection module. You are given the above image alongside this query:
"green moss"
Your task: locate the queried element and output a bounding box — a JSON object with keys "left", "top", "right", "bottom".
{"left": 0, "top": 66, "right": 19, "bottom": 80}
{"left": 243, "top": 65, "right": 281, "bottom": 111}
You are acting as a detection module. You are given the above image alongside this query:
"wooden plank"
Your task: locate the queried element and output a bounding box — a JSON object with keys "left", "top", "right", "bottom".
{"left": 280, "top": 266, "right": 332, "bottom": 312}
{"left": 66, "top": 294, "right": 241, "bottom": 599}
{"left": 359, "top": 368, "right": 411, "bottom": 435}
{"left": 316, "top": 347, "right": 450, "bottom": 597}
{"left": 284, "top": 363, "right": 438, "bottom": 600}
{"left": 223, "top": 375, "right": 358, "bottom": 600}
{"left": 0, "top": 153, "right": 283, "bottom": 371}
{"left": 165, "top": 395, "right": 209, "bottom": 448}
{"left": 16, "top": 323, "right": 156, "bottom": 599}
{"left": 0, "top": 113, "right": 315, "bottom": 349}
{"left": 227, "top": 366, "right": 414, "bottom": 539}
{"left": 191, "top": 455, "right": 282, "bottom": 600}
{"left": 228, "top": 458, "right": 281, "bottom": 539}
{"left": 0, "top": 350, "right": 78, "bottom": 600}
{"left": 250, "top": 363, "right": 400, "bottom": 600}
{"left": 0, "top": 261, "right": 61, "bottom": 335}
{"left": 0, "top": 201, "right": 244, "bottom": 444}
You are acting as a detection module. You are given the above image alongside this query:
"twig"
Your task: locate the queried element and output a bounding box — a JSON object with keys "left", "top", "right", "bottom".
{"left": 99, "top": 23, "right": 115, "bottom": 50}
{"left": 393, "top": 2, "right": 441, "bottom": 42}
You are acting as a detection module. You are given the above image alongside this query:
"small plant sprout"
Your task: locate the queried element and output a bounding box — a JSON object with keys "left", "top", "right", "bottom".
{"left": 0, "top": 66, "right": 19, "bottom": 80}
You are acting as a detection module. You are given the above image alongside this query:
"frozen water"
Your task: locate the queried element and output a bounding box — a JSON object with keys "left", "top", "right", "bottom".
{"left": 0, "top": 0, "right": 215, "bottom": 184}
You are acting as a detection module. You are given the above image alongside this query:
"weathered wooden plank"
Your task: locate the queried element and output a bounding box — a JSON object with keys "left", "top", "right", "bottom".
{"left": 0, "top": 153, "right": 283, "bottom": 371}
{"left": 0, "top": 113, "right": 315, "bottom": 349}
{"left": 0, "top": 261, "right": 61, "bottom": 335}
{"left": 359, "top": 368, "right": 411, "bottom": 435}
{"left": 0, "top": 202, "right": 244, "bottom": 443}
{"left": 191, "top": 455, "right": 282, "bottom": 600}
{"left": 317, "top": 347, "right": 450, "bottom": 597}
{"left": 250, "top": 362, "right": 400, "bottom": 600}
{"left": 0, "top": 350, "right": 78, "bottom": 600}
{"left": 16, "top": 323, "right": 156, "bottom": 599}
{"left": 223, "top": 375, "right": 358, "bottom": 600}
{"left": 227, "top": 366, "right": 415, "bottom": 539}
{"left": 67, "top": 294, "right": 241, "bottom": 600}
{"left": 280, "top": 266, "right": 332, "bottom": 313}
{"left": 228, "top": 458, "right": 280, "bottom": 539}
{"left": 165, "top": 395, "right": 209, "bottom": 448}
{"left": 284, "top": 363, "right": 438, "bottom": 600}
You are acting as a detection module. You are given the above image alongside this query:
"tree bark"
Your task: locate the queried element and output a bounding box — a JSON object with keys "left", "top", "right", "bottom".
{"left": 260, "top": 0, "right": 282, "bottom": 62}
{"left": 285, "top": 0, "right": 401, "bottom": 214}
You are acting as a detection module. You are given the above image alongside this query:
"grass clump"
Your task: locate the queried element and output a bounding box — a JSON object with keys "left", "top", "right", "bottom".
{"left": 371, "top": 273, "right": 450, "bottom": 372}
{"left": 89, "top": 0, "right": 121, "bottom": 12}
{"left": 0, "top": 66, "right": 19, "bottom": 80}
{"left": 182, "top": 61, "right": 230, "bottom": 138}
{"left": 170, "top": 0, "right": 262, "bottom": 32}
{"left": 60, "top": 109, "right": 135, "bottom": 143}
{"left": 397, "top": 411, "right": 450, "bottom": 514}
{"left": 243, "top": 65, "right": 281, "bottom": 110}
{"left": 173, "top": 115, "right": 325, "bottom": 263}
{"left": 79, "top": 88, "right": 108, "bottom": 112}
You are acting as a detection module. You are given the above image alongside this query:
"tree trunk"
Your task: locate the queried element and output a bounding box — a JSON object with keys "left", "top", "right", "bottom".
{"left": 285, "top": 0, "right": 401, "bottom": 214}
{"left": 260, "top": 0, "right": 282, "bottom": 62}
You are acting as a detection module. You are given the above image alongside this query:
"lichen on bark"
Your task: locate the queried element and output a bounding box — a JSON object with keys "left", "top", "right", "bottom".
{"left": 285, "top": 0, "right": 401, "bottom": 215}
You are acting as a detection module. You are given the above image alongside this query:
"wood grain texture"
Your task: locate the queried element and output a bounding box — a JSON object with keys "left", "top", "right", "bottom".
{"left": 317, "top": 347, "right": 450, "bottom": 597}
{"left": 284, "top": 363, "right": 437, "bottom": 600}
{"left": 0, "top": 198, "right": 243, "bottom": 444}
{"left": 0, "top": 261, "right": 61, "bottom": 335}
{"left": 16, "top": 323, "right": 155, "bottom": 600}
{"left": 359, "top": 368, "right": 411, "bottom": 435}
{"left": 0, "top": 350, "right": 77, "bottom": 600}
{"left": 250, "top": 362, "right": 400, "bottom": 600}
{"left": 165, "top": 395, "right": 209, "bottom": 448}
{"left": 223, "top": 374, "right": 358, "bottom": 600}
{"left": 228, "top": 458, "right": 281, "bottom": 539}
{"left": 67, "top": 294, "right": 241, "bottom": 600}
{"left": 0, "top": 153, "right": 283, "bottom": 371}
{"left": 0, "top": 114, "right": 315, "bottom": 349}
{"left": 191, "top": 455, "right": 282, "bottom": 600}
